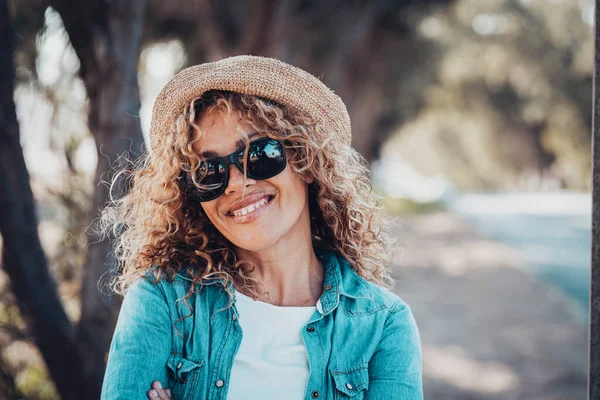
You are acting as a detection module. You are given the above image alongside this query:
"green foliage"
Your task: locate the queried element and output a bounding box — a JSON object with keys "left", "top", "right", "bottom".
{"left": 378, "top": 191, "right": 446, "bottom": 215}
{"left": 384, "top": 0, "right": 592, "bottom": 190}
{"left": 17, "top": 363, "right": 58, "bottom": 400}
{"left": 0, "top": 303, "right": 25, "bottom": 331}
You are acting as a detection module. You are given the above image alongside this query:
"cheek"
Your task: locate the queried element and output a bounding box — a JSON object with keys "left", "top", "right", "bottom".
{"left": 199, "top": 201, "right": 219, "bottom": 223}
{"left": 276, "top": 178, "right": 310, "bottom": 217}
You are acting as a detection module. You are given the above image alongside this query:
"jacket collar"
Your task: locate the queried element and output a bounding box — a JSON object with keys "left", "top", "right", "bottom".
{"left": 172, "top": 248, "right": 375, "bottom": 313}
{"left": 316, "top": 247, "right": 374, "bottom": 315}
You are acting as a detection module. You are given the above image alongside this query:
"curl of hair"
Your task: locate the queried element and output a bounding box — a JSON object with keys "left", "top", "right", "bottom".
{"left": 97, "top": 90, "right": 395, "bottom": 311}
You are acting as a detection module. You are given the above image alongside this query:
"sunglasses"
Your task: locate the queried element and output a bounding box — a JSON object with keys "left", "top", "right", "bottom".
{"left": 180, "top": 137, "right": 287, "bottom": 202}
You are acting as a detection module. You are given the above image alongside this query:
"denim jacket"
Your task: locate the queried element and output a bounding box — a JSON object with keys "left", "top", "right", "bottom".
{"left": 101, "top": 249, "right": 423, "bottom": 399}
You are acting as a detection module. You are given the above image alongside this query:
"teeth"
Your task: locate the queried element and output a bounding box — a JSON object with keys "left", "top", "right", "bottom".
{"left": 231, "top": 197, "right": 269, "bottom": 217}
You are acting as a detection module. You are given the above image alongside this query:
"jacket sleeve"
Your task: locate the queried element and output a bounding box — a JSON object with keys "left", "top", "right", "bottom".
{"left": 365, "top": 302, "right": 423, "bottom": 400}
{"left": 101, "top": 277, "right": 172, "bottom": 399}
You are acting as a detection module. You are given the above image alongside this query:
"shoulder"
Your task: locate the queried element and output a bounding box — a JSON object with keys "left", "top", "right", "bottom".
{"left": 368, "top": 280, "right": 410, "bottom": 313}
{"left": 336, "top": 260, "right": 421, "bottom": 359}
{"left": 358, "top": 274, "right": 414, "bottom": 321}
{"left": 336, "top": 255, "right": 411, "bottom": 313}
{"left": 123, "top": 266, "right": 198, "bottom": 306}
{"left": 125, "top": 266, "right": 229, "bottom": 312}
{"left": 361, "top": 279, "right": 421, "bottom": 349}
{"left": 351, "top": 273, "right": 421, "bottom": 347}
{"left": 120, "top": 271, "right": 171, "bottom": 314}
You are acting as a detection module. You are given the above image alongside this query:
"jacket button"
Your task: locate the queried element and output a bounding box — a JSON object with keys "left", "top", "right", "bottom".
{"left": 232, "top": 314, "right": 237, "bottom": 320}
{"left": 324, "top": 284, "right": 332, "bottom": 290}
{"left": 306, "top": 326, "right": 315, "bottom": 332}
{"left": 176, "top": 362, "right": 183, "bottom": 369}
{"left": 346, "top": 383, "right": 353, "bottom": 390}
{"left": 215, "top": 380, "right": 225, "bottom": 388}
{"left": 311, "top": 390, "right": 319, "bottom": 398}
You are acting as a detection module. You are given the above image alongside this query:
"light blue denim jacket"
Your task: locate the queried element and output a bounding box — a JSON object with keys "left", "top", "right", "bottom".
{"left": 101, "top": 249, "right": 423, "bottom": 399}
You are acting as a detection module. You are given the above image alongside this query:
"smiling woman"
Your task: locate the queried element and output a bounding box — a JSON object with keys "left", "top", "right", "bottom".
{"left": 98, "top": 55, "right": 423, "bottom": 400}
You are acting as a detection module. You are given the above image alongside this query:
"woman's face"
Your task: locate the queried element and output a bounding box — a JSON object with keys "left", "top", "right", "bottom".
{"left": 192, "top": 108, "right": 313, "bottom": 252}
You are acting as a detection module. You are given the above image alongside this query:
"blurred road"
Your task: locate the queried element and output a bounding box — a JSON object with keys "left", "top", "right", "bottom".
{"left": 391, "top": 210, "right": 587, "bottom": 400}
{"left": 449, "top": 192, "right": 590, "bottom": 318}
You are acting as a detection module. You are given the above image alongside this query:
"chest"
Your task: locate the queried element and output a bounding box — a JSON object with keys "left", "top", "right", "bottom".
{"left": 163, "top": 288, "right": 386, "bottom": 400}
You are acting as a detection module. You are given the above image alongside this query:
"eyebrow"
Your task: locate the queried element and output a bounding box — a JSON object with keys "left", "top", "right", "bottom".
{"left": 201, "top": 132, "right": 260, "bottom": 159}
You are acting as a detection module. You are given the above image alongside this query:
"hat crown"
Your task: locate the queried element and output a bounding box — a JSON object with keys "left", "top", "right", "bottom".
{"left": 149, "top": 55, "right": 351, "bottom": 155}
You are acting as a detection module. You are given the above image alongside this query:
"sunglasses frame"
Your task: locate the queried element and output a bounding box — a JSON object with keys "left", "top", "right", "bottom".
{"left": 180, "top": 137, "right": 287, "bottom": 202}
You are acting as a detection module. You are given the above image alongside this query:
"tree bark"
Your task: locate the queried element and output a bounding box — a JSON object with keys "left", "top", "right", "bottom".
{"left": 0, "top": 0, "right": 87, "bottom": 398}
{"left": 50, "top": 0, "right": 147, "bottom": 394}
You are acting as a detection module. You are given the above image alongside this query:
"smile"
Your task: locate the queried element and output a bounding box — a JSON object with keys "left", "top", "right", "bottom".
{"left": 227, "top": 195, "right": 275, "bottom": 222}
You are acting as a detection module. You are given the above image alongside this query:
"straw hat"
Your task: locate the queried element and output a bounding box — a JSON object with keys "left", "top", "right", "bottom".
{"left": 149, "top": 55, "right": 351, "bottom": 154}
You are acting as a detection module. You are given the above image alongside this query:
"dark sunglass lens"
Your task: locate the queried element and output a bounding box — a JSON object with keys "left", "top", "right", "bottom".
{"left": 245, "top": 139, "right": 285, "bottom": 179}
{"left": 203, "top": 160, "right": 226, "bottom": 185}
{"left": 188, "top": 160, "right": 226, "bottom": 201}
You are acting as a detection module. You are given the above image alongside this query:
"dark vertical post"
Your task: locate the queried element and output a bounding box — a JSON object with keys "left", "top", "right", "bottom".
{"left": 591, "top": 1, "right": 600, "bottom": 398}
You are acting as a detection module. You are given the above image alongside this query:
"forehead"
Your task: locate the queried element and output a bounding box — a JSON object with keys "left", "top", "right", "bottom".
{"left": 192, "top": 109, "right": 259, "bottom": 158}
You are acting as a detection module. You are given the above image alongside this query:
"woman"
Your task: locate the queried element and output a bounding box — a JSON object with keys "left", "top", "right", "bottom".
{"left": 100, "top": 55, "right": 422, "bottom": 399}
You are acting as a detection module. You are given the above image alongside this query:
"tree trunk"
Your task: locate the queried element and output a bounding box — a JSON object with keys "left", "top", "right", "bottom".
{"left": 50, "top": 0, "right": 147, "bottom": 394}
{"left": 0, "top": 0, "right": 87, "bottom": 398}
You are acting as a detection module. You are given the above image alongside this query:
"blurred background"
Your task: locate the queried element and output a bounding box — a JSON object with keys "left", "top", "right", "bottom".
{"left": 0, "top": 0, "right": 593, "bottom": 398}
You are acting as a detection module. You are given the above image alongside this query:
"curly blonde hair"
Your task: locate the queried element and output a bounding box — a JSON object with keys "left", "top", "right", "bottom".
{"left": 99, "top": 90, "right": 395, "bottom": 303}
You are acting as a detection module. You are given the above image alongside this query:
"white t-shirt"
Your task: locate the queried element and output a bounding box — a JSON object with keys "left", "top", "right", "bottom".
{"left": 227, "top": 291, "right": 317, "bottom": 400}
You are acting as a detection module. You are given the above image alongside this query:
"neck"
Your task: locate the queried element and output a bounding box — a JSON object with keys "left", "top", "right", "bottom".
{"left": 233, "top": 209, "right": 324, "bottom": 307}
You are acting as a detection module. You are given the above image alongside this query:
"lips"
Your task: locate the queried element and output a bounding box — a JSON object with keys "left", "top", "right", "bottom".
{"left": 226, "top": 193, "right": 275, "bottom": 216}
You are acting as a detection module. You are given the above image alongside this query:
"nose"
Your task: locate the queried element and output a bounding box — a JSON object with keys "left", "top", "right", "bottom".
{"left": 224, "top": 163, "right": 256, "bottom": 196}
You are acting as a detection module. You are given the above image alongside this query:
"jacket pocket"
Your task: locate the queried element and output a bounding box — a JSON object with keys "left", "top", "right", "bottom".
{"left": 329, "top": 364, "right": 369, "bottom": 398}
{"left": 166, "top": 353, "right": 204, "bottom": 400}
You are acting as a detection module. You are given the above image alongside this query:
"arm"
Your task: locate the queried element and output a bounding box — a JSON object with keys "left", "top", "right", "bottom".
{"left": 366, "top": 302, "right": 423, "bottom": 400}
{"left": 101, "top": 277, "right": 172, "bottom": 399}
